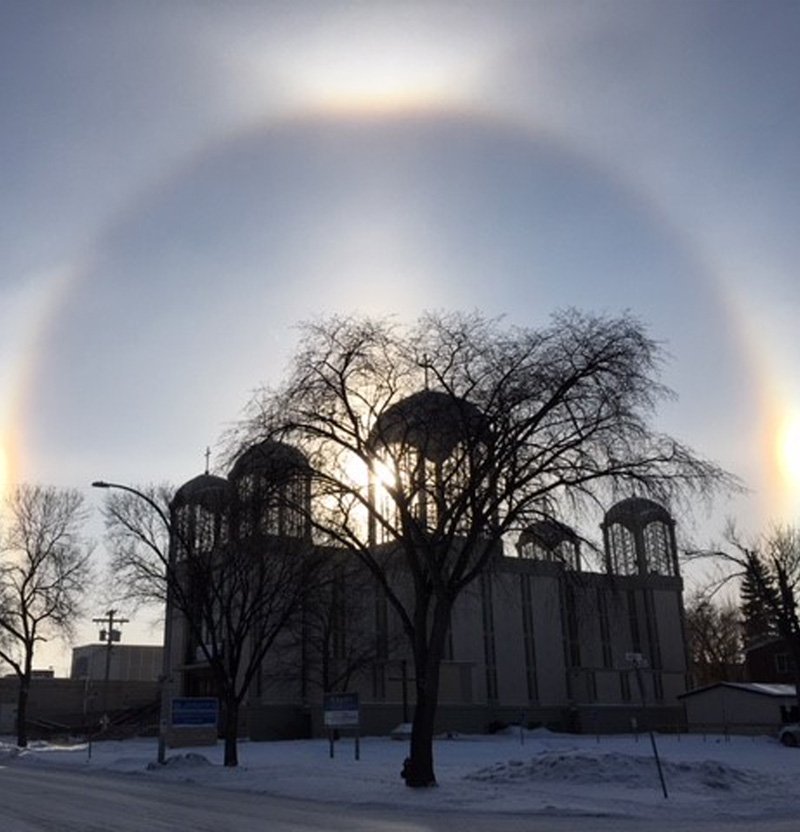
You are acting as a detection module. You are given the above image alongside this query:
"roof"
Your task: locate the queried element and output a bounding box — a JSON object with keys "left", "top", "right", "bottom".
{"left": 172, "top": 473, "right": 230, "bottom": 511}
{"left": 743, "top": 636, "right": 786, "bottom": 654}
{"left": 368, "top": 390, "right": 486, "bottom": 463}
{"left": 518, "top": 518, "right": 578, "bottom": 552}
{"left": 679, "top": 682, "right": 799, "bottom": 700}
{"left": 229, "top": 439, "right": 310, "bottom": 481}
{"left": 603, "top": 496, "right": 672, "bottom": 526}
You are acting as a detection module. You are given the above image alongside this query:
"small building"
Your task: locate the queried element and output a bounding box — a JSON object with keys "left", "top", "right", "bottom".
{"left": 680, "top": 682, "right": 799, "bottom": 734}
{"left": 71, "top": 644, "right": 163, "bottom": 682}
{"left": 0, "top": 675, "right": 159, "bottom": 733}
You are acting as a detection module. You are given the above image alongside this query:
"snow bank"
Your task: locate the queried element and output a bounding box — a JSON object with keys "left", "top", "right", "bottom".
{"left": 2, "top": 730, "right": 799, "bottom": 821}
{"left": 467, "top": 749, "right": 777, "bottom": 795}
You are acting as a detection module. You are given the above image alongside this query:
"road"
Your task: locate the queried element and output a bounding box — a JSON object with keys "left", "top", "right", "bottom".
{"left": 0, "top": 764, "right": 797, "bottom": 832}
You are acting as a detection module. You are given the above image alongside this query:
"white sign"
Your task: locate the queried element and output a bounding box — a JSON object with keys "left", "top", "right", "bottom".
{"left": 323, "top": 692, "right": 360, "bottom": 728}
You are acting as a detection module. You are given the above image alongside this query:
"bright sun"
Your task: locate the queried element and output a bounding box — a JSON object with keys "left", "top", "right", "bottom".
{"left": 245, "top": 18, "right": 487, "bottom": 117}
{"left": 776, "top": 412, "right": 800, "bottom": 488}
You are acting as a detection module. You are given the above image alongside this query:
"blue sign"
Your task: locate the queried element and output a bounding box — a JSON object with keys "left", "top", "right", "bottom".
{"left": 323, "top": 692, "right": 360, "bottom": 727}
{"left": 171, "top": 697, "right": 219, "bottom": 728}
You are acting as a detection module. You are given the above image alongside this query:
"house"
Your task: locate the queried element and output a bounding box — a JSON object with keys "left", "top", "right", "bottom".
{"left": 745, "top": 637, "right": 798, "bottom": 685}
{"left": 71, "top": 644, "right": 163, "bottom": 683}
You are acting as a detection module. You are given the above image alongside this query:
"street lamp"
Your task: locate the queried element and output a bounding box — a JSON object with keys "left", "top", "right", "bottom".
{"left": 92, "top": 480, "right": 175, "bottom": 764}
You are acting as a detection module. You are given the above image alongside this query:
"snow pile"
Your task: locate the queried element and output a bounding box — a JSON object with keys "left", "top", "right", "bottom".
{"left": 466, "top": 749, "right": 777, "bottom": 795}
{"left": 0, "top": 741, "right": 21, "bottom": 760}
{"left": 146, "top": 752, "right": 211, "bottom": 771}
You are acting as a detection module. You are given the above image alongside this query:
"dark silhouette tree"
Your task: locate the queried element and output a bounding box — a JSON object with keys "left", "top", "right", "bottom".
{"left": 0, "top": 485, "right": 92, "bottom": 747}
{"left": 684, "top": 592, "right": 743, "bottom": 686}
{"left": 266, "top": 551, "right": 401, "bottom": 697}
{"left": 236, "top": 310, "right": 728, "bottom": 787}
{"left": 740, "top": 556, "right": 777, "bottom": 647}
{"left": 718, "top": 527, "right": 800, "bottom": 712}
{"left": 102, "top": 481, "right": 317, "bottom": 767}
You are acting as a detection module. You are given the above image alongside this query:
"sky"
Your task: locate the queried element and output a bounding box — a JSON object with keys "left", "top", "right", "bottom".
{"left": 4, "top": 730, "right": 800, "bottom": 828}
{"left": 1, "top": 1, "right": 800, "bottom": 667}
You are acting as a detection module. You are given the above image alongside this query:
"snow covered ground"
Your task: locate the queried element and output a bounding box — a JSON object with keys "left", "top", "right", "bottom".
{"left": 2, "top": 728, "right": 799, "bottom": 823}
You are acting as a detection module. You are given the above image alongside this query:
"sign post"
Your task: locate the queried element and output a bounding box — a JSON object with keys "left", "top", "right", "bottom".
{"left": 323, "top": 692, "right": 361, "bottom": 760}
{"left": 625, "top": 653, "right": 668, "bottom": 799}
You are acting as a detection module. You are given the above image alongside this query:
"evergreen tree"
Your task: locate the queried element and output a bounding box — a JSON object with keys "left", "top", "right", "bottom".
{"left": 740, "top": 556, "right": 777, "bottom": 646}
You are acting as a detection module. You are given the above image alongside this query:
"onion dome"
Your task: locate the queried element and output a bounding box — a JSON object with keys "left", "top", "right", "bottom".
{"left": 171, "top": 473, "right": 230, "bottom": 512}
{"left": 517, "top": 518, "right": 578, "bottom": 554}
{"left": 228, "top": 439, "right": 310, "bottom": 483}
{"left": 603, "top": 497, "right": 671, "bottom": 528}
{"left": 368, "top": 390, "right": 486, "bottom": 463}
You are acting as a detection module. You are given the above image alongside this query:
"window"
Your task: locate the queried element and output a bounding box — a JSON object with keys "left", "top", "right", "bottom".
{"left": 520, "top": 575, "right": 539, "bottom": 702}
{"left": 481, "top": 573, "right": 498, "bottom": 702}
{"left": 643, "top": 521, "right": 673, "bottom": 575}
{"left": 563, "top": 584, "right": 580, "bottom": 668}
{"left": 597, "top": 589, "right": 613, "bottom": 669}
{"left": 627, "top": 591, "right": 641, "bottom": 652}
{"left": 620, "top": 671, "right": 632, "bottom": 702}
{"left": 587, "top": 670, "right": 597, "bottom": 702}
{"left": 194, "top": 506, "right": 216, "bottom": 552}
{"left": 609, "top": 523, "right": 637, "bottom": 575}
{"left": 776, "top": 653, "right": 796, "bottom": 674}
{"left": 653, "top": 672, "right": 664, "bottom": 701}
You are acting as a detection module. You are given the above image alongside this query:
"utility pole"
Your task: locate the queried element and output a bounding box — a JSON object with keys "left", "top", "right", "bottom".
{"left": 93, "top": 609, "right": 129, "bottom": 715}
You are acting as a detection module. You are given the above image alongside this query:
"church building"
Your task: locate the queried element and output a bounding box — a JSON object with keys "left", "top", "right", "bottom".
{"left": 165, "top": 393, "right": 689, "bottom": 740}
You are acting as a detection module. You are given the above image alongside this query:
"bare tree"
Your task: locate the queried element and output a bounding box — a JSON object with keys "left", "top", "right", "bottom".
{"left": 236, "top": 310, "right": 729, "bottom": 786}
{"left": 292, "top": 552, "right": 402, "bottom": 695}
{"left": 0, "top": 485, "right": 92, "bottom": 746}
{"left": 101, "top": 485, "right": 173, "bottom": 609}
{"left": 102, "top": 482, "right": 317, "bottom": 767}
{"left": 684, "top": 592, "right": 743, "bottom": 687}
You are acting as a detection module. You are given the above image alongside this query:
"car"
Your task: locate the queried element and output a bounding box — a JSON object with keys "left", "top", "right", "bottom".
{"left": 778, "top": 723, "right": 800, "bottom": 747}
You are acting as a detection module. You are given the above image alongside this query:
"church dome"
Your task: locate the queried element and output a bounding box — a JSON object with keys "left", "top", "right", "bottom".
{"left": 368, "top": 390, "right": 486, "bottom": 463}
{"left": 604, "top": 497, "right": 671, "bottom": 527}
{"left": 229, "top": 439, "right": 310, "bottom": 482}
{"left": 518, "top": 518, "right": 578, "bottom": 552}
{"left": 172, "top": 473, "right": 230, "bottom": 512}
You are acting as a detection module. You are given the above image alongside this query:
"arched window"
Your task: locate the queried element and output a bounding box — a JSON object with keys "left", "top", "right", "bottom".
{"left": 367, "top": 390, "right": 487, "bottom": 544}
{"left": 608, "top": 523, "right": 637, "bottom": 575}
{"left": 229, "top": 440, "right": 312, "bottom": 541}
{"left": 517, "top": 520, "right": 580, "bottom": 569}
{"left": 175, "top": 503, "right": 226, "bottom": 558}
{"left": 643, "top": 521, "right": 674, "bottom": 575}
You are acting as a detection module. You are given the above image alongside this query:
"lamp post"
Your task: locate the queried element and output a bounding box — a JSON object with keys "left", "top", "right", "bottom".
{"left": 92, "top": 480, "right": 175, "bottom": 764}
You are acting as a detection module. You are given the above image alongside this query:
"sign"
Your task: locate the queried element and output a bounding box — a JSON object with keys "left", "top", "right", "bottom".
{"left": 171, "top": 697, "right": 219, "bottom": 728}
{"left": 625, "top": 652, "right": 648, "bottom": 667}
{"left": 323, "top": 692, "right": 360, "bottom": 728}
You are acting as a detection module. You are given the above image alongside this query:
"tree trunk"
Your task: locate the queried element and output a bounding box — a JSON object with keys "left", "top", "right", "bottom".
{"left": 16, "top": 675, "right": 30, "bottom": 748}
{"left": 222, "top": 699, "right": 239, "bottom": 767}
{"left": 403, "top": 601, "right": 450, "bottom": 788}
{"left": 405, "top": 676, "right": 440, "bottom": 787}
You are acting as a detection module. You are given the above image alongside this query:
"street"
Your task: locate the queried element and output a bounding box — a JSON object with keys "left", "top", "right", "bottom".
{"left": 0, "top": 764, "right": 798, "bottom": 832}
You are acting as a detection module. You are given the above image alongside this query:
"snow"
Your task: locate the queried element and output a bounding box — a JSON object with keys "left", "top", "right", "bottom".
{"left": 2, "top": 728, "right": 800, "bottom": 822}
{"left": 724, "top": 683, "right": 798, "bottom": 697}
